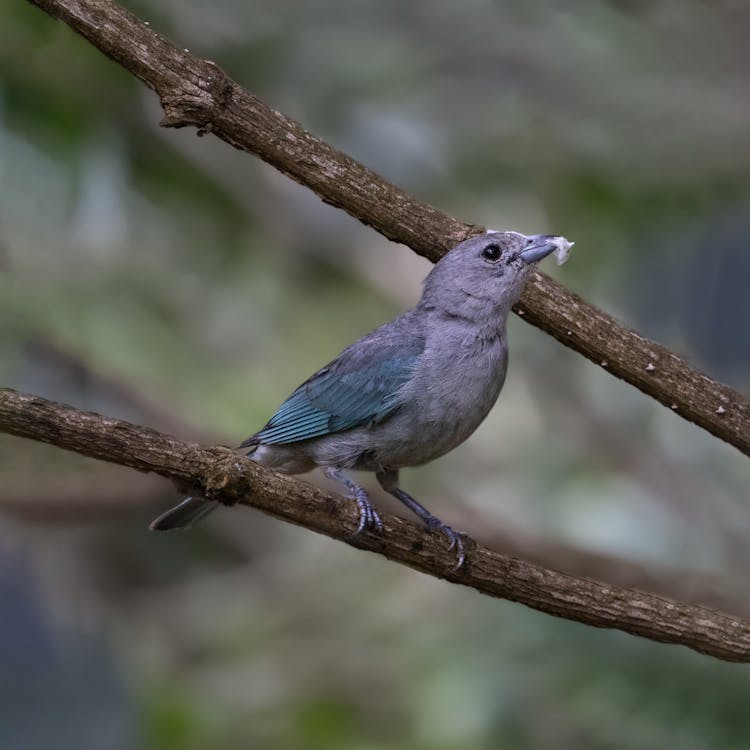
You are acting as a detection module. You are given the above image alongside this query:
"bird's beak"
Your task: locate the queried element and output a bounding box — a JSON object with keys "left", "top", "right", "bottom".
{"left": 519, "top": 235, "right": 561, "bottom": 264}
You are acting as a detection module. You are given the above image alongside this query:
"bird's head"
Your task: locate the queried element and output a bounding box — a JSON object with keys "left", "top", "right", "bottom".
{"left": 420, "top": 231, "right": 571, "bottom": 322}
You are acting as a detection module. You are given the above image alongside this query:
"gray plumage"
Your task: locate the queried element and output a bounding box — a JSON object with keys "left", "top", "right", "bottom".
{"left": 151, "top": 231, "right": 568, "bottom": 567}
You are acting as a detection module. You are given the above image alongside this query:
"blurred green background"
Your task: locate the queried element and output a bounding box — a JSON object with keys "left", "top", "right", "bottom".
{"left": 2, "top": 1, "right": 750, "bottom": 748}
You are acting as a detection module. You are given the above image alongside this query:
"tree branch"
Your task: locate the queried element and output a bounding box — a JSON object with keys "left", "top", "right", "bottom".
{"left": 484, "top": 524, "right": 750, "bottom": 620}
{"left": 26, "top": 0, "right": 750, "bottom": 459}
{"left": 2, "top": 387, "right": 750, "bottom": 662}
{"left": 6, "top": 460, "right": 749, "bottom": 621}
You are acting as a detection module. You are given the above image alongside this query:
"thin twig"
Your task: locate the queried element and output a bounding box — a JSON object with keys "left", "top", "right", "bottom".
{"left": 25, "top": 0, "right": 750, "bottom": 458}
{"left": 1, "top": 387, "right": 749, "bottom": 662}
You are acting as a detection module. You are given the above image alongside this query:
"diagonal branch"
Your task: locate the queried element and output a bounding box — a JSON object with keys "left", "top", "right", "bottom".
{"left": 5, "top": 458, "right": 750, "bottom": 620}
{"left": 2, "top": 386, "right": 749, "bottom": 662}
{"left": 26, "top": 0, "right": 750, "bottom": 458}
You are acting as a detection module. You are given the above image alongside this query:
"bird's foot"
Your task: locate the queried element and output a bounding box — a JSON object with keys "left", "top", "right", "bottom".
{"left": 323, "top": 467, "right": 383, "bottom": 534}
{"left": 425, "top": 517, "right": 466, "bottom": 571}
{"left": 352, "top": 487, "right": 384, "bottom": 534}
{"left": 383, "top": 482, "right": 467, "bottom": 571}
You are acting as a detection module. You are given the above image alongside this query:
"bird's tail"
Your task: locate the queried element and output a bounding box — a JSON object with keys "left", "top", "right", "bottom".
{"left": 149, "top": 496, "right": 219, "bottom": 531}
{"left": 150, "top": 440, "right": 259, "bottom": 531}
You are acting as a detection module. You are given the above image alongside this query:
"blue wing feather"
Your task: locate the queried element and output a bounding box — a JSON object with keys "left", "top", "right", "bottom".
{"left": 252, "top": 330, "right": 424, "bottom": 446}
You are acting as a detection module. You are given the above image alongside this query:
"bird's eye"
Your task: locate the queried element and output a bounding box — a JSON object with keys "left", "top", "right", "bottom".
{"left": 481, "top": 243, "right": 502, "bottom": 262}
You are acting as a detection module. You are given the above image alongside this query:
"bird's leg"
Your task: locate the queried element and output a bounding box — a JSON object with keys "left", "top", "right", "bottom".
{"left": 323, "top": 467, "right": 383, "bottom": 534}
{"left": 376, "top": 470, "right": 466, "bottom": 570}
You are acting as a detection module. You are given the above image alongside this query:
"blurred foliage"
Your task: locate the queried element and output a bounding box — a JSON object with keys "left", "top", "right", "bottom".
{"left": 2, "top": 1, "right": 750, "bottom": 748}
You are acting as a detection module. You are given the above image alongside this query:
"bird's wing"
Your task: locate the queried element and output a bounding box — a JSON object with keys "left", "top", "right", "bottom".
{"left": 250, "top": 332, "right": 425, "bottom": 445}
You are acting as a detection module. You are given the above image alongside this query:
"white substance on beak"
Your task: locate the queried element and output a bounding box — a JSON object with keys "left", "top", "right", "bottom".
{"left": 549, "top": 236, "right": 574, "bottom": 265}
{"left": 486, "top": 229, "right": 574, "bottom": 265}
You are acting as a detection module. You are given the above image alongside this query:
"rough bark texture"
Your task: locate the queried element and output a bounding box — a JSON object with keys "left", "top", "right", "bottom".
{"left": 2, "top": 387, "right": 750, "bottom": 663}
{"left": 26, "top": 0, "right": 750, "bottom": 459}
{"left": 5, "top": 467, "right": 750, "bottom": 620}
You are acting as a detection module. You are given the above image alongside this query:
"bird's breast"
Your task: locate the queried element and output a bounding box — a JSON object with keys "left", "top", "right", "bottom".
{"left": 377, "top": 334, "right": 509, "bottom": 467}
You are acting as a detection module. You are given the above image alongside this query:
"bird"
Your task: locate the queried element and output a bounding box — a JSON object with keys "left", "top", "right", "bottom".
{"left": 150, "top": 231, "right": 572, "bottom": 568}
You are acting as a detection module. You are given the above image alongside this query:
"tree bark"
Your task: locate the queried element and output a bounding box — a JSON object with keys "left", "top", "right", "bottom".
{"left": 2, "top": 387, "right": 750, "bottom": 663}
{"left": 25, "top": 0, "right": 750, "bottom": 459}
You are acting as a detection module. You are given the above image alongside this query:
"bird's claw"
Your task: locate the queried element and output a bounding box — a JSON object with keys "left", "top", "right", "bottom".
{"left": 353, "top": 489, "right": 383, "bottom": 534}
{"left": 427, "top": 518, "right": 466, "bottom": 571}
{"left": 323, "top": 467, "right": 383, "bottom": 535}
